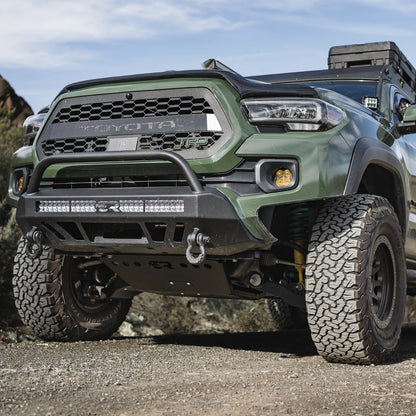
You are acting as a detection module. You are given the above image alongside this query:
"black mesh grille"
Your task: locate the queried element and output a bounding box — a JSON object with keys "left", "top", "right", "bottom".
{"left": 37, "top": 88, "right": 232, "bottom": 160}
{"left": 42, "top": 137, "right": 108, "bottom": 156}
{"left": 41, "top": 132, "right": 224, "bottom": 156}
{"left": 53, "top": 96, "right": 214, "bottom": 123}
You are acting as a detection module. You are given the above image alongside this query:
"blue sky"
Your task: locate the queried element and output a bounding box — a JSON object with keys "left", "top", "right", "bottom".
{"left": 1, "top": 0, "right": 416, "bottom": 113}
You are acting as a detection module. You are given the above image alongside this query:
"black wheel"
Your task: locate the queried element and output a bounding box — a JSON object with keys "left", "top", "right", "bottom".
{"left": 13, "top": 239, "right": 131, "bottom": 341}
{"left": 306, "top": 195, "right": 406, "bottom": 364}
{"left": 266, "top": 298, "right": 307, "bottom": 331}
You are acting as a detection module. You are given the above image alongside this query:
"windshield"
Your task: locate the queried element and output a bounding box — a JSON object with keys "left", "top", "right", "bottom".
{"left": 294, "top": 81, "right": 378, "bottom": 104}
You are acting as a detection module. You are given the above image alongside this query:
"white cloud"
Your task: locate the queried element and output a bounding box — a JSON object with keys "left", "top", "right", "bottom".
{"left": 1, "top": 0, "right": 415, "bottom": 70}
{"left": 0, "top": 0, "right": 240, "bottom": 68}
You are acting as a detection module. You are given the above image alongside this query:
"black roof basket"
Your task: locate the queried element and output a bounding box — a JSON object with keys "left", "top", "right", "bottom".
{"left": 328, "top": 41, "right": 416, "bottom": 90}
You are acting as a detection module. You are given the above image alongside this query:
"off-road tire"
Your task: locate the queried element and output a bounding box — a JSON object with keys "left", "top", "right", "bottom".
{"left": 266, "top": 298, "right": 307, "bottom": 331}
{"left": 13, "top": 239, "right": 131, "bottom": 341}
{"left": 306, "top": 195, "right": 406, "bottom": 364}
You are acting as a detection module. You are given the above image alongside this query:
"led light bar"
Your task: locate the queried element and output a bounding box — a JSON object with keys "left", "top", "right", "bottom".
{"left": 71, "top": 200, "right": 96, "bottom": 213}
{"left": 145, "top": 199, "right": 185, "bottom": 213}
{"left": 36, "top": 199, "right": 185, "bottom": 213}
{"left": 38, "top": 200, "right": 70, "bottom": 213}
{"left": 119, "top": 200, "right": 144, "bottom": 213}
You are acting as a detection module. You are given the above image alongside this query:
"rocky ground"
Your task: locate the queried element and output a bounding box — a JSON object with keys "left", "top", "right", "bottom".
{"left": 0, "top": 325, "right": 415, "bottom": 416}
{"left": 1, "top": 295, "right": 416, "bottom": 415}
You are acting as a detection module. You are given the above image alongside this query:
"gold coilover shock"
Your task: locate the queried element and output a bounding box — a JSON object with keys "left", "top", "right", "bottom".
{"left": 287, "top": 203, "right": 309, "bottom": 287}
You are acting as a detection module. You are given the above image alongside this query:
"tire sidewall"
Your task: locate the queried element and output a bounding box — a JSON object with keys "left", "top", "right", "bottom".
{"left": 365, "top": 214, "right": 406, "bottom": 352}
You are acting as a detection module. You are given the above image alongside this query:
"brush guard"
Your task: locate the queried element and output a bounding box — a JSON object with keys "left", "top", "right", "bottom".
{"left": 17, "top": 150, "right": 263, "bottom": 260}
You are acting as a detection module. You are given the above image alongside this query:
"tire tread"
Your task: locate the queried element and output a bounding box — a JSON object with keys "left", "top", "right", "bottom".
{"left": 13, "top": 239, "right": 130, "bottom": 341}
{"left": 305, "top": 195, "right": 405, "bottom": 364}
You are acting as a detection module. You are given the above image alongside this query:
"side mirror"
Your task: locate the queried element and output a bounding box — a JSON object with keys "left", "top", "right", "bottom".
{"left": 397, "top": 104, "right": 416, "bottom": 135}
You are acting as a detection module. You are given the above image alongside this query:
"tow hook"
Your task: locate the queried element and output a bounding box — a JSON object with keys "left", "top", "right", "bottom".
{"left": 25, "top": 227, "right": 45, "bottom": 259}
{"left": 185, "top": 228, "right": 210, "bottom": 265}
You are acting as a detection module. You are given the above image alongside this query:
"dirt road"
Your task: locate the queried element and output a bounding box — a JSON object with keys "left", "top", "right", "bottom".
{"left": 1, "top": 326, "right": 416, "bottom": 416}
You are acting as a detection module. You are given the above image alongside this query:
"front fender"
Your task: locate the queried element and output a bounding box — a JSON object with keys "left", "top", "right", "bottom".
{"left": 343, "top": 136, "right": 406, "bottom": 233}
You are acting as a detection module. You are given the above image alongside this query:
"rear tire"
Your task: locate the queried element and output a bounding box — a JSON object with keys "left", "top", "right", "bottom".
{"left": 306, "top": 195, "right": 406, "bottom": 364}
{"left": 266, "top": 298, "right": 307, "bottom": 330}
{"left": 13, "top": 239, "right": 131, "bottom": 341}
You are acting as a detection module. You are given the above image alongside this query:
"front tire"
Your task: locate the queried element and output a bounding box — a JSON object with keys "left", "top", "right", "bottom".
{"left": 13, "top": 239, "right": 131, "bottom": 341}
{"left": 306, "top": 195, "right": 406, "bottom": 364}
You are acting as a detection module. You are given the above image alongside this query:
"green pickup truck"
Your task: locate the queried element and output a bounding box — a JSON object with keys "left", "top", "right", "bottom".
{"left": 8, "top": 41, "right": 416, "bottom": 364}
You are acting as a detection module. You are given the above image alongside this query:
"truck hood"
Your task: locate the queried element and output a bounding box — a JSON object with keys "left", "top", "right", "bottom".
{"left": 58, "top": 69, "right": 317, "bottom": 100}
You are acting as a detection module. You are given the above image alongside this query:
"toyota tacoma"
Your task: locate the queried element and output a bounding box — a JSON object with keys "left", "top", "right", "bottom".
{"left": 7, "top": 41, "right": 416, "bottom": 364}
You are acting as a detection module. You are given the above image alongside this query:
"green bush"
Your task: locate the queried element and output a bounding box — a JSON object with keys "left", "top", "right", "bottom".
{"left": 0, "top": 109, "right": 23, "bottom": 198}
{"left": 0, "top": 109, "right": 23, "bottom": 324}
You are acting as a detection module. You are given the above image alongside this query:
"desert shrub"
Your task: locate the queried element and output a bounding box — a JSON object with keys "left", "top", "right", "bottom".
{"left": 0, "top": 109, "right": 23, "bottom": 199}
{"left": 406, "top": 296, "right": 416, "bottom": 323}
{"left": 234, "top": 302, "right": 274, "bottom": 332}
{"left": 129, "top": 293, "right": 198, "bottom": 334}
{"left": 128, "top": 293, "right": 273, "bottom": 335}
{"left": 0, "top": 109, "right": 23, "bottom": 324}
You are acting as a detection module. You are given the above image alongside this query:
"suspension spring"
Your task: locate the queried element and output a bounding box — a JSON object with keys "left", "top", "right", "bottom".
{"left": 287, "top": 203, "right": 309, "bottom": 287}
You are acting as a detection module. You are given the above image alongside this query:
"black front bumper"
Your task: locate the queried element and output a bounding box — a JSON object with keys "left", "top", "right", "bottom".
{"left": 17, "top": 151, "right": 267, "bottom": 256}
{"left": 17, "top": 186, "right": 263, "bottom": 256}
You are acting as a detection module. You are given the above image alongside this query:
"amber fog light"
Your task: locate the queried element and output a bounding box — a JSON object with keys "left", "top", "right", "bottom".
{"left": 274, "top": 169, "right": 292, "bottom": 188}
{"left": 255, "top": 159, "right": 298, "bottom": 193}
{"left": 12, "top": 167, "right": 31, "bottom": 196}
{"left": 17, "top": 176, "right": 24, "bottom": 192}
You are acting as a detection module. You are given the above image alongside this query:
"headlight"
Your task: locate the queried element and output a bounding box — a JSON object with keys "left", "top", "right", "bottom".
{"left": 241, "top": 98, "right": 344, "bottom": 131}
{"left": 23, "top": 110, "right": 48, "bottom": 146}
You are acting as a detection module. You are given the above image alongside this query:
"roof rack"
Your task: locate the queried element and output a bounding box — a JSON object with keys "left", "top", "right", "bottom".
{"left": 328, "top": 41, "right": 416, "bottom": 90}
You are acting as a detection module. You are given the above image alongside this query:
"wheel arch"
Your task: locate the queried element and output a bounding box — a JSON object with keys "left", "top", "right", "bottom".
{"left": 344, "top": 137, "right": 407, "bottom": 237}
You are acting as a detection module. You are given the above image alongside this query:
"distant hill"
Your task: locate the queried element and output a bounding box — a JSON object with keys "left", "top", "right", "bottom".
{"left": 0, "top": 75, "right": 32, "bottom": 125}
